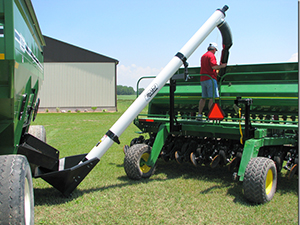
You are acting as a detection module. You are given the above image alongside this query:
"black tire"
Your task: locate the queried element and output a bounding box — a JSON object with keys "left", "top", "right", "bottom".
{"left": 243, "top": 157, "right": 277, "bottom": 204}
{"left": 28, "top": 125, "right": 46, "bottom": 142}
{"left": 124, "top": 144, "right": 156, "bottom": 180}
{"left": 0, "top": 155, "right": 34, "bottom": 224}
{"left": 273, "top": 155, "right": 283, "bottom": 173}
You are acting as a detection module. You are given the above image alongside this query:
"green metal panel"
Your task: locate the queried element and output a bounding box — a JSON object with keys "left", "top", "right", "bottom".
{"left": 147, "top": 124, "right": 170, "bottom": 167}
{"left": 237, "top": 138, "right": 262, "bottom": 181}
{"left": 148, "top": 62, "right": 298, "bottom": 118}
{"left": 134, "top": 61, "right": 298, "bottom": 177}
{"left": 0, "top": 0, "right": 45, "bottom": 155}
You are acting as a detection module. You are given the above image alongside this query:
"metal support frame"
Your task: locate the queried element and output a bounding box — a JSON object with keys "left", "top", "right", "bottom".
{"left": 234, "top": 97, "right": 254, "bottom": 139}
{"left": 18, "top": 133, "right": 99, "bottom": 196}
{"left": 147, "top": 124, "right": 170, "bottom": 167}
{"left": 169, "top": 75, "right": 186, "bottom": 132}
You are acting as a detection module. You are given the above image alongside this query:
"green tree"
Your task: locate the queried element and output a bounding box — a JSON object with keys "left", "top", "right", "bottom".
{"left": 117, "top": 85, "right": 135, "bottom": 95}
{"left": 137, "top": 88, "right": 145, "bottom": 95}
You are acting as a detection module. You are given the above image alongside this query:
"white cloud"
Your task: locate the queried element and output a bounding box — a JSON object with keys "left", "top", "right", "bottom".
{"left": 117, "top": 64, "right": 163, "bottom": 90}
{"left": 287, "top": 53, "right": 298, "bottom": 62}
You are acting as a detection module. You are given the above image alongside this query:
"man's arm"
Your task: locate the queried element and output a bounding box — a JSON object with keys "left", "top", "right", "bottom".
{"left": 212, "top": 63, "right": 227, "bottom": 70}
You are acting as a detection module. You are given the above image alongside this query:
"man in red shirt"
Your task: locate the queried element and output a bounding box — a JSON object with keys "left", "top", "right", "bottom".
{"left": 197, "top": 43, "right": 227, "bottom": 121}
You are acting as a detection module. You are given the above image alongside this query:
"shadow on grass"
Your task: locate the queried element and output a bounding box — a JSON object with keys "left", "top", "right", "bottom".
{"left": 150, "top": 159, "right": 298, "bottom": 205}
{"left": 154, "top": 160, "right": 247, "bottom": 204}
{"left": 157, "top": 160, "right": 298, "bottom": 204}
{"left": 34, "top": 175, "right": 162, "bottom": 206}
{"left": 34, "top": 159, "right": 298, "bottom": 207}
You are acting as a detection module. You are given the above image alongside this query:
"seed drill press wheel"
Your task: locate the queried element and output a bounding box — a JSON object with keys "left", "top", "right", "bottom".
{"left": 124, "top": 144, "right": 156, "bottom": 180}
{"left": 243, "top": 157, "right": 277, "bottom": 204}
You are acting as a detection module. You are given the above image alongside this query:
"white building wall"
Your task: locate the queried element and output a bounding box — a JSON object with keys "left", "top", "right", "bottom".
{"left": 38, "top": 62, "right": 116, "bottom": 111}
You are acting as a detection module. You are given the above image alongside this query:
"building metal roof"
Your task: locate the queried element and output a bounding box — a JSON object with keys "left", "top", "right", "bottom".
{"left": 43, "top": 36, "right": 118, "bottom": 64}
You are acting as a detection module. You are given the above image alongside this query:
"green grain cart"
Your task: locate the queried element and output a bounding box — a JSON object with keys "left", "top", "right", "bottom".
{"left": 0, "top": 2, "right": 103, "bottom": 223}
{"left": 124, "top": 62, "right": 298, "bottom": 204}
{"left": 0, "top": 0, "right": 45, "bottom": 224}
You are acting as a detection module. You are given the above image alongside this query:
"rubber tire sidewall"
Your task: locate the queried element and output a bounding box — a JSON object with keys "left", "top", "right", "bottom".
{"left": 124, "top": 144, "right": 156, "bottom": 180}
{"left": 243, "top": 157, "right": 277, "bottom": 204}
{"left": 0, "top": 155, "right": 34, "bottom": 225}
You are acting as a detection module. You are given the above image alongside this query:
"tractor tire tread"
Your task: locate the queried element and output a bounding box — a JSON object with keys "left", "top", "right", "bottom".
{"left": 124, "top": 144, "right": 155, "bottom": 180}
{"left": 243, "top": 157, "right": 277, "bottom": 204}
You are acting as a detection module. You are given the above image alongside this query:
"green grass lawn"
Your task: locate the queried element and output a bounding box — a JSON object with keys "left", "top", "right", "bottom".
{"left": 32, "top": 99, "right": 298, "bottom": 224}
{"left": 117, "top": 95, "right": 137, "bottom": 100}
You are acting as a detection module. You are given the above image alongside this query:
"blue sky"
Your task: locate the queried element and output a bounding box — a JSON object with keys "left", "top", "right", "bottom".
{"left": 31, "top": 0, "right": 298, "bottom": 89}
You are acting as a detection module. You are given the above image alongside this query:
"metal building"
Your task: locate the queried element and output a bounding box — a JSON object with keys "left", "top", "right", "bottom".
{"left": 38, "top": 36, "right": 119, "bottom": 112}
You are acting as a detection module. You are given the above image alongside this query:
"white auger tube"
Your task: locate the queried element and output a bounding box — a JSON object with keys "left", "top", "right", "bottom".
{"left": 84, "top": 5, "right": 229, "bottom": 162}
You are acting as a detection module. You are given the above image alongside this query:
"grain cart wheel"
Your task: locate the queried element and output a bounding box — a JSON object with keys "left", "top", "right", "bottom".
{"left": 124, "top": 144, "right": 156, "bottom": 180}
{"left": 243, "top": 157, "right": 277, "bottom": 204}
{"left": 0, "top": 155, "right": 34, "bottom": 225}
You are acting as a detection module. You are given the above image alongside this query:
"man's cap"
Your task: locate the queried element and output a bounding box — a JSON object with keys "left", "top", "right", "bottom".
{"left": 208, "top": 42, "right": 218, "bottom": 51}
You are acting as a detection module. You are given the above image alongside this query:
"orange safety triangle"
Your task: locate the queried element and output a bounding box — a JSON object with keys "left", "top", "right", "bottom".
{"left": 208, "top": 103, "right": 225, "bottom": 120}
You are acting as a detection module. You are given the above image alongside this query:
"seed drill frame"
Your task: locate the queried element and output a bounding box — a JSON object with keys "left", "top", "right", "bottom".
{"left": 124, "top": 60, "right": 298, "bottom": 204}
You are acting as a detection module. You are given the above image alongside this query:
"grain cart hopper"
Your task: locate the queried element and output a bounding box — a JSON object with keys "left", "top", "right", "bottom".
{"left": 124, "top": 62, "right": 298, "bottom": 204}
{"left": 0, "top": 2, "right": 232, "bottom": 224}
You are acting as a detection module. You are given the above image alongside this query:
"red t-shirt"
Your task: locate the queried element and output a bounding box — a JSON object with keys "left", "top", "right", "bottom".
{"left": 200, "top": 51, "right": 218, "bottom": 81}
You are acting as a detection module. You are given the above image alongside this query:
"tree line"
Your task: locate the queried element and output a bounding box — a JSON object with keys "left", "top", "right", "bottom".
{"left": 117, "top": 85, "right": 144, "bottom": 95}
